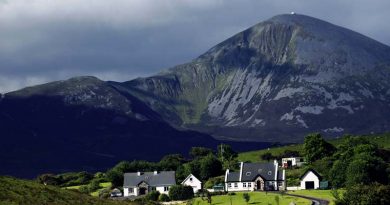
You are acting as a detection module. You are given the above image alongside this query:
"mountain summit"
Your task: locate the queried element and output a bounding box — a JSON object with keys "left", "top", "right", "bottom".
{"left": 1, "top": 14, "right": 390, "bottom": 176}
{"left": 119, "top": 14, "right": 390, "bottom": 141}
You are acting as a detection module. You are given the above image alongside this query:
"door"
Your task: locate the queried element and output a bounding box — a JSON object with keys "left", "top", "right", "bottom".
{"left": 139, "top": 187, "right": 147, "bottom": 195}
{"left": 287, "top": 160, "right": 292, "bottom": 168}
{"left": 305, "top": 181, "right": 315, "bottom": 189}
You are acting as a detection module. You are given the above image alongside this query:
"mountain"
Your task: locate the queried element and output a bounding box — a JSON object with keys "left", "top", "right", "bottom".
{"left": 1, "top": 13, "right": 390, "bottom": 177}
{"left": 0, "top": 77, "right": 219, "bottom": 177}
{"left": 118, "top": 14, "right": 390, "bottom": 142}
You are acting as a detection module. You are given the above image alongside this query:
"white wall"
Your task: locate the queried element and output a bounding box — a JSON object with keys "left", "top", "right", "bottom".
{"left": 124, "top": 187, "right": 139, "bottom": 197}
{"left": 156, "top": 186, "right": 170, "bottom": 194}
{"left": 182, "top": 176, "right": 202, "bottom": 193}
{"left": 225, "top": 182, "right": 254, "bottom": 192}
{"left": 300, "top": 171, "right": 320, "bottom": 189}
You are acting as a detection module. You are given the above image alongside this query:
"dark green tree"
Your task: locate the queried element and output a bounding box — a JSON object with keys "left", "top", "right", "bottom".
{"left": 303, "top": 133, "right": 335, "bottom": 163}
{"left": 218, "top": 144, "right": 238, "bottom": 170}
{"left": 190, "top": 147, "right": 214, "bottom": 159}
{"left": 243, "top": 193, "right": 250, "bottom": 205}
{"left": 199, "top": 154, "right": 223, "bottom": 180}
{"left": 169, "top": 185, "right": 194, "bottom": 200}
{"left": 261, "top": 152, "right": 275, "bottom": 162}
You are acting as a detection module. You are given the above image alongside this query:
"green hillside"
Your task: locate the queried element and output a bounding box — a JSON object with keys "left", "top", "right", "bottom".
{"left": 238, "top": 133, "right": 390, "bottom": 163}
{"left": 0, "top": 176, "right": 135, "bottom": 205}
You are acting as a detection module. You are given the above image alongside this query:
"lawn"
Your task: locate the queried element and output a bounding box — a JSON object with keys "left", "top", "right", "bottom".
{"left": 192, "top": 192, "right": 311, "bottom": 205}
{"left": 287, "top": 190, "right": 345, "bottom": 205}
{"left": 63, "top": 182, "right": 112, "bottom": 197}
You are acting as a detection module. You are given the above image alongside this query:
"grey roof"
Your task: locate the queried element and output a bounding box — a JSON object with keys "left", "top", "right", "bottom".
{"left": 124, "top": 171, "right": 176, "bottom": 187}
{"left": 241, "top": 162, "right": 277, "bottom": 181}
{"left": 226, "top": 172, "right": 240, "bottom": 182}
{"left": 277, "top": 170, "right": 284, "bottom": 181}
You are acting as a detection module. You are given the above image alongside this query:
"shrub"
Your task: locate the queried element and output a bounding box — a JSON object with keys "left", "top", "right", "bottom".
{"left": 146, "top": 190, "right": 160, "bottom": 201}
{"left": 88, "top": 179, "right": 101, "bottom": 192}
{"left": 79, "top": 185, "right": 90, "bottom": 194}
{"left": 169, "top": 185, "right": 194, "bottom": 200}
{"left": 159, "top": 193, "right": 170, "bottom": 202}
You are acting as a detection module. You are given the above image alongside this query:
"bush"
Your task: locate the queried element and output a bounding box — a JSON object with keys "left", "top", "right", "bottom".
{"left": 169, "top": 185, "right": 194, "bottom": 200}
{"left": 146, "top": 190, "right": 160, "bottom": 201}
{"left": 79, "top": 185, "right": 90, "bottom": 194}
{"left": 88, "top": 179, "right": 101, "bottom": 192}
{"left": 159, "top": 193, "right": 170, "bottom": 202}
{"left": 337, "top": 183, "right": 390, "bottom": 205}
{"left": 204, "top": 176, "right": 224, "bottom": 189}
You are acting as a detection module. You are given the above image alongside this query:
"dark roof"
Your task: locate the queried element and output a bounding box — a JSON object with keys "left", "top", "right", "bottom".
{"left": 277, "top": 169, "right": 284, "bottom": 181}
{"left": 123, "top": 171, "right": 176, "bottom": 187}
{"left": 300, "top": 169, "right": 322, "bottom": 181}
{"left": 241, "top": 162, "right": 277, "bottom": 181}
{"left": 226, "top": 172, "right": 240, "bottom": 182}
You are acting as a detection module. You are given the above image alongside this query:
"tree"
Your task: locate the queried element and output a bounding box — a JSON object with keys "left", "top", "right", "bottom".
{"left": 199, "top": 154, "right": 223, "bottom": 180}
{"left": 146, "top": 190, "right": 160, "bottom": 201}
{"left": 243, "top": 193, "right": 250, "bottom": 205}
{"left": 106, "top": 169, "right": 123, "bottom": 187}
{"left": 159, "top": 193, "right": 170, "bottom": 202}
{"left": 88, "top": 179, "right": 101, "bottom": 192}
{"left": 338, "top": 183, "right": 390, "bottom": 205}
{"left": 218, "top": 144, "right": 238, "bottom": 170}
{"left": 169, "top": 185, "right": 194, "bottom": 200}
{"left": 159, "top": 154, "right": 185, "bottom": 171}
{"left": 303, "top": 133, "right": 335, "bottom": 163}
{"left": 261, "top": 152, "right": 275, "bottom": 162}
{"left": 190, "top": 147, "right": 214, "bottom": 159}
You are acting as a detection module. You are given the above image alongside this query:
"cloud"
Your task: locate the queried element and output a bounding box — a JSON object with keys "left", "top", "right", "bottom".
{"left": 0, "top": 0, "right": 390, "bottom": 93}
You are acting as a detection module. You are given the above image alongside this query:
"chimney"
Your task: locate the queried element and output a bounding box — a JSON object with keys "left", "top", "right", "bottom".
{"left": 154, "top": 171, "right": 158, "bottom": 175}
{"left": 137, "top": 171, "right": 141, "bottom": 176}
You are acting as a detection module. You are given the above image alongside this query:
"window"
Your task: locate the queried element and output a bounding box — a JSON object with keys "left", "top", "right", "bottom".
{"left": 243, "top": 182, "right": 247, "bottom": 187}
{"left": 129, "top": 188, "right": 134, "bottom": 193}
{"left": 268, "top": 171, "right": 272, "bottom": 175}
{"left": 164, "top": 187, "right": 169, "bottom": 191}
{"left": 228, "top": 183, "right": 232, "bottom": 188}
{"left": 248, "top": 183, "right": 252, "bottom": 188}
{"left": 151, "top": 187, "right": 156, "bottom": 191}
{"left": 246, "top": 172, "right": 251, "bottom": 176}
{"left": 234, "top": 183, "right": 238, "bottom": 188}
{"left": 190, "top": 177, "right": 193, "bottom": 182}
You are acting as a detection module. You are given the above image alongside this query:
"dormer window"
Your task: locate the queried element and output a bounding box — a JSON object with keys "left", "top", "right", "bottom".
{"left": 268, "top": 171, "right": 272, "bottom": 175}
{"left": 246, "top": 172, "right": 251, "bottom": 176}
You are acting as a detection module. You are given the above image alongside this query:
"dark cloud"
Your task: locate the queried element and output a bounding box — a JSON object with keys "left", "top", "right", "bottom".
{"left": 1, "top": 0, "right": 389, "bottom": 92}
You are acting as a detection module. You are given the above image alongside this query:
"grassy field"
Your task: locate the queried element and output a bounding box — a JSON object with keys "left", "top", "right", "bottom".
{"left": 63, "top": 182, "right": 112, "bottom": 197}
{"left": 287, "top": 190, "right": 345, "bottom": 205}
{"left": 0, "top": 176, "right": 134, "bottom": 205}
{"left": 193, "top": 192, "right": 311, "bottom": 205}
{"left": 238, "top": 133, "right": 390, "bottom": 163}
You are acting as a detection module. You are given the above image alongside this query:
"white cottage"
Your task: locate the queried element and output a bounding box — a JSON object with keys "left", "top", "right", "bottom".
{"left": 300, "top": 169, "right": 322, "bottom": 190}
{"left": 182, "top": 174, "right": 202, "bottom": 193}
{"left": 225, "top": 161, "right": 286, "bottom": 192}
{"left": 123, "top": 171, "right": 176, "bottom": 197}
{"left": 282, "top": 157, "right": 305, "bottom": 168}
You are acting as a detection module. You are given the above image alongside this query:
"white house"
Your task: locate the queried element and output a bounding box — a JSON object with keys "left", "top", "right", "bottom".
{"left": 182, "top": 174, "right": 202, "bottom": 193}
{"left": 225, "top": 161, "right": 286, "bottom": 192}
{"left": 300, "top": 169, "right": 322, "bottom": 190}
{"left": 123, "top": 171, "right": 176, "bottom": 197}
{"left": 282, "top": 157, "right": 305, "bottom": 168}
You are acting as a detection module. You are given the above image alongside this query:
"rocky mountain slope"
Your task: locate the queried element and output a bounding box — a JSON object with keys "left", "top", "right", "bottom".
{"left": 119, "top": 14, "right": 390, "bottom": 142}
{"left": 1, "top": 13, "right": 390, "bottom": 176}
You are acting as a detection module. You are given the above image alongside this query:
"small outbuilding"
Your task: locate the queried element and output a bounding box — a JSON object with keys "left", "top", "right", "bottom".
{"left": 182, "top": 174, "right": 202, "bottom": 193}
{"left": 300, "top": 169, "right": 322, "bottom": 190}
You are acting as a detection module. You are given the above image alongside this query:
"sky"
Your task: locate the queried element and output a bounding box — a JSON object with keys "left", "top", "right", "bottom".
{"left": 0, "top": 0, "right": 389, "bottom": 93}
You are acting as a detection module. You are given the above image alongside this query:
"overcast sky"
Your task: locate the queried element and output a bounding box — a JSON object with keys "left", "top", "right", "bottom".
{"left": 0, "top": 0, "right": 389, "bottom": 93}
